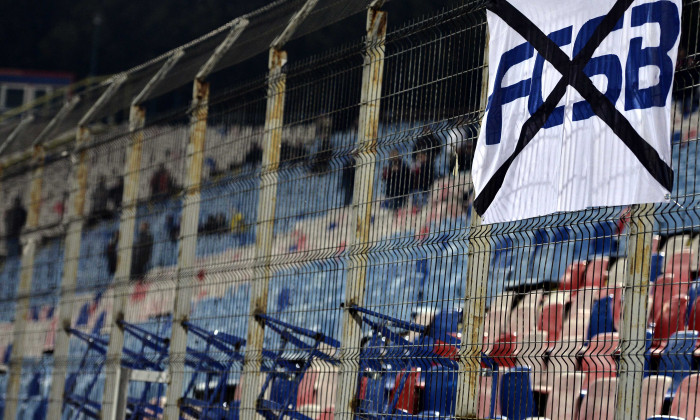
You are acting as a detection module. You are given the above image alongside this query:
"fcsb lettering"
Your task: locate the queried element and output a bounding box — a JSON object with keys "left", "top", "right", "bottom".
{"left": 485, "top": 0, "right": 680, "bottom": 145}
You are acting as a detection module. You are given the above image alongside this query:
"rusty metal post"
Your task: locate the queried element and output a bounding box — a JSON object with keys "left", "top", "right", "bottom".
{"left": 239, "top": 46, "right": 287, "bottom": 420}
{"left": 3, "top": 144, "right": 45, "bottom": 420}
{"left": 45, "top": 78, "right": 125, "bottom": 419}
{"left": 455, "top": 26, "right": 490, "bottom": 420}
{"left": 45, "top": 126, "right": 91, "bottom": 419}
{"left": 334, "top": 6, "right": 386, "bottom": 420}
{"left": 614, "top": 203, "right": 654, "bottom": 420}
{"left": 163, "top": 21, "right": 247, "bottom": 419}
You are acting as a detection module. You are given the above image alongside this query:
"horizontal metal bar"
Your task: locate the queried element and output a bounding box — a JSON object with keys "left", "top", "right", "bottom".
{"left": 130, "top": 369, "right": 171, "bottom": 384}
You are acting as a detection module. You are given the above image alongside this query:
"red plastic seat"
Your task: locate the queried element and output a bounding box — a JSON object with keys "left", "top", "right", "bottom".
{"left": 578, "top": 377, "right": 617, "bottom": 420}
{"left": 544, "top": 372, "right": 584, "bottom": 420}
{"left": 390, "top": 368, "right": 421, "bottom": 413}
{"left": 537, "top": 302, "right": 564, "bottom": 343}
{"left": 491, "top": 332, "right": 518, "bottom": 368}
{"left": 640, "top": 375, "right": 673, "bottom": 420}
{"left": 668, "top": 373, "right": 700, "bottom": 419}
{"left": 650, "top": 295, "right": 689, "bottom": 356}
{"left": 561, "top": 309, "right": 591, "bottom": 343}
{"left": 297, "top": 371, "right": 318, "bottom": 406}
{"left": 580, "top": 333, "right": 619, "bottom": 389}
{"left": 689, "top": 297, "right": 700, "bottom": 331}
{"left": 664, "top": 250, "right": 695, "bottom": 285}
{"left": 648, "top": 274, "right": 688, "bottom": 324}
{"left": 584, "top": 257, "right": 610, "bottom": 289}
{"left": 560, "top": 261, "right": 588, "bottom": 292}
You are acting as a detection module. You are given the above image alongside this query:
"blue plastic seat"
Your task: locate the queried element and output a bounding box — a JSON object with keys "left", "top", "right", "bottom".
{"left": 499, "top": 367, "right": 536, "bottom": 420}
{"left": 658, "top": 330, "right": 699, "bottom": 397}
{"left": 587, "top": 295, "right": 616, "bottom": 341}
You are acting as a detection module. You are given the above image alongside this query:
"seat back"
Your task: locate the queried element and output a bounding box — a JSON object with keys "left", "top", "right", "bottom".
{"left": 538, "top": 303, "right": 564, "bottom": 342}
{"left": 668, "top": 373, "right": 700, "bottom": 419}
{"left": 544, "top": 372, "right": 584, "bottom": 420}
{"left": 581, "top": 333, "right": 619, "bottom": 387}
{"left": 500, "top": 367, "right": 535, "bottom": 420}
{"left": 649, "top": 274, "right": 686, "bottom": 323}
{"left": 578, "top": 377, "right": 617, "bottom": 420}
{"left": 688, "top": 296, "right": 700, "bottom": 331}
{"left": 587, "top": 296, "right": 616, "bottom": 340}
{"left": 664, "top": 249, "right": 694, "bottom": 285}
{"left": 658, "top": 330, "right": 699, "bottom": 395}
{"left": 584, "top": 257, "right": 610, "bottom": 288}
{"left": 652, "top": 295, "right": 690, "bottom": 347}
{"left": 640, "top": 375, "right": 673, "bottom": 420}
{"left": 560, "top": 261, "right": 588, "bottom": 292}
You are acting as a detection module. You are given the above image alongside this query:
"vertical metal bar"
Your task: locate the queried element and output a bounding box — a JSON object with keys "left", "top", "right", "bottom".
{"left": 3, "top": 144, "right": 45, "bottom": 420}
{"left": 334, "top": 7, "right": 386, "bottom": 419}
{"left": 45, "top": 124, "right": 92, "bottom": 419}
{"left": 614, "top": 203, "right": 654, "bottom": 420}
{"left": 240, "top": 47, "right": 287, "bottom": 420}
{"left": 164, "top": 23, "right": 246, "bottom": 418}
{"left": 163, "top": 78, "right": 210, "bottom": 420}
{"left": 100, "top": 103, "right": 146, "bottom": 418}
{"left": 455, "top": 25, "right": 490, "bottom": 420}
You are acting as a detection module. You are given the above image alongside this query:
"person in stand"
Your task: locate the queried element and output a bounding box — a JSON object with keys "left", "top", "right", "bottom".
{"left": 382, "top": 149, "right": 412, "bottom": 210}
{"left": 411, "top": 129, "right": 441, "bottom": 208}
{"left": 4, "top": 196, "right": 27, "bottom": 257}
{"left": 108, "top": 176, "right": 124, "bottom": 214}
{"left": 89, "top": 176, "right": 110, "bottom": 225}
{"left": 130, "top": 221, "right": 153, "bottom": 282}
{"left": 150, "top": 163, "right": 175, "bottom": 200}
{"left": 341, "top": 154, "right": 356, "bottom": 207}
{"left": 105, "top": 231, "right": 119, "bottom": 277}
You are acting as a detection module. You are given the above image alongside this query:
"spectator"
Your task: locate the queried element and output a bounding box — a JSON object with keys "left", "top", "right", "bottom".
{"left": 382, "top": 149, "right": 412, "bottom": 210}
{"left": 244, "top": 143, "right": 263, "bottom": 166}
{"left": 4, "top": 196, "right": 27, "bottom": 257}
{"left": 199, "top": 213, "right": 228, "bottom": 235}
{"left": 310, "top": 117, "right": 333, "bottom": 174}
{"left": 165, "top": 214, "right": 180, "bottom": 242}
{"left": 450, "top": 142, "right": 473, "bottom": 174}
{"left": 130, "top": 221, "right": 153, "bottom": 281}
{"left": 105, "top": 231, "right": 119, "bottom": 276}
{"left": 108, "top": 176, "right": 124, "bottom": 212}
{"left": 150, "top": 163, "right": 175, "bottom": 199}
{"left": 412, "top": 129, "right": 441, "bottom": 208}
{"left": 88, "top": 176, "right": 110, "bottom": 225}
{"left": 341, "top": 154, "right": 356, "bottom": 207}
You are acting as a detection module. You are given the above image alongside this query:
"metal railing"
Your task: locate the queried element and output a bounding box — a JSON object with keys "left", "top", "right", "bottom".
{"left": 0, "top": 0, "right": 699, "bottom": 419}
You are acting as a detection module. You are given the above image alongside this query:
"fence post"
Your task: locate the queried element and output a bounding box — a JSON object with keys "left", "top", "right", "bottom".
{"left": 98, "top": 57, "right": 190, "bottom": 416}
{"left": 239, "top": 45, "right": 287, "bottom": 420}
{"left": 614, "top": 203, "right": 654, "bottom": 420}
{"left": 45, "top": 78, "right": 125, "bottom": 419}
{"left": 163, "top": 19, "right": 247, "bottom": 420}
{"left": 239, "top": 2, "right": 318, "bottom": 418}
{"left": 334, "top": 5, "right": 386, "bottom": 419}
{"left": 3, "top": 92, "right": 84, "bottom": 420}
{"left": 455, "top": 25, "right": 490, "bottom": 420}
{"left": 3, "top": 144, "right": 45, "bottom": 420}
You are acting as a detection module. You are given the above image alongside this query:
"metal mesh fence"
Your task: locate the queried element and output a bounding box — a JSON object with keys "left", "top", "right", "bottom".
{"left": 0, "top": 0, "right": 699, "bottom": 419}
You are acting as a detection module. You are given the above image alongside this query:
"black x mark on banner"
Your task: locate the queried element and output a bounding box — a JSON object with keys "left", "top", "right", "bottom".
{"left": 474, "top": 0, "right": 675, "bottom": 217}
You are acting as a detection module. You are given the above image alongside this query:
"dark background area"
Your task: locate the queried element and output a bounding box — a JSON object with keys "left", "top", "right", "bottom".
{"left": 0, "top": 0, "right": 452, "bottom": 79}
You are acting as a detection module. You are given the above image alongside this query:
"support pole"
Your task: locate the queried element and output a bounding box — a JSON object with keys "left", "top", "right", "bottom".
{"left": 99, "top": 55, "right": 186, "bottom": 417}
{"left": 240, "top": 1, "right": 318, "bottom": 416}
{"left": 3, "top": 144, "right": 45, "bottom": 420}
{"left": 239, "top": 45, "right": 287, "bottom": 420}
{"left": 45, "top": 78, "right": 125, "bottom": 419}
{"left": 455, "top": 25, "right": 491, "bottom": 420}
{"left": 614, "top": 203, "right": 654, "bottom": 420}
{"left": 163, "top": 21, "right": 247, "bottom": 420}
{"left": 334, "top": 6, "right": 386, "bottom": 419}
{"left": 0, "top": 115, "right": 35, "bottom": 156}
{"left": 3, "top": 92, "right": 84, "bottom": 420}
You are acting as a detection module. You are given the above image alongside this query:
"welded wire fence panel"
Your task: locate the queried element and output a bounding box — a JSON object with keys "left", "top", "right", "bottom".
{"left": 1, "top": 0, "right": 700, "bottom": 419}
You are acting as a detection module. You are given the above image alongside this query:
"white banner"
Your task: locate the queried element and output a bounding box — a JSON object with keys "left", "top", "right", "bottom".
{"left": 472, "top": 0, "right": 682, "bottom": 224}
